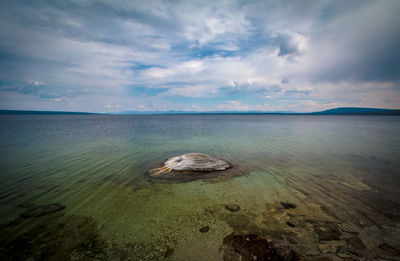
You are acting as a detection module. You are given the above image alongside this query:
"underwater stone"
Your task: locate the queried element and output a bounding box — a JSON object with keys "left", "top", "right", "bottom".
{"left": 286, "top": 221, "right": 296, "bottom": 227}
{"left": 164, "top": 247, "right": 174, "bottom": 258}
{"left": 150, "top": 153, "right": 231, "bottom": 176}
{"left": 378, "top": 243, "right": 400, "bottom": 256}
{"left": 20, "top": 203, "right": 65, "bottom": 218}
{"left": 221, "top": 234, "right": 304, "bottom": 261}
{"left": 225, "top": 204, "right": 240, "bottom": 212}
{"left": 280, "top": 202, "right": 297, "bottom": 209}
{"left": 199, "top": 226, "right": 209, "bottom": 233}
{"left": 346, "top": 236, "right": 365, "bottom": 251}
{"left": 310, "top": 221, "right": 341, "bottom": 241}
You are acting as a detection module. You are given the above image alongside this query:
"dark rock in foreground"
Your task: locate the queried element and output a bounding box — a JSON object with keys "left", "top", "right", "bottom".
{"left": 20, "top": 203, "right": 65, "bottom": 218}
{"left": 0, "top": 214, "right": 102, "bottom": 260}
{"left": 1, "top": 213, "right": 177, "bottom": 260}
{"left": 225, "top": 204, "right": 240, "bottom": 212}
{"left": 221, "top": 234, "right": 304, "bottom": 261}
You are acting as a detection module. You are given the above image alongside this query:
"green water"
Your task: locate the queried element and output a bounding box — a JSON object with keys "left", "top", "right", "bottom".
{"left": 1, "top": 115, "right": 400, "bottom": 260}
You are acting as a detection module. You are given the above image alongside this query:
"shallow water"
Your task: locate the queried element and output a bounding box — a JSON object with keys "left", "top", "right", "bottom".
{"left": 0, "top": 114, "right": 400, "bottom": 260}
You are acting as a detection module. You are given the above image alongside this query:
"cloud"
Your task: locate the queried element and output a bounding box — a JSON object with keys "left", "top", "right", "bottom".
{"left": 223, "top": 81, "right": 282, "bottom": 95}
{"left": 302, "top": 1, "right": 400, "bottom": 82}
{"left": 285, "top": 89, "right": 312, "bottom": 96}
{"left": 0, "top": 0, "right": 399, "bottom": 112}
{"left": 0, "top": 81, "right": 88, "bottom": 99}
{"left": 218, "top": 100, "right": 269, "bottom": 111}
{"left": 274, "top": 31, "right": 308, "bottom": 57}
{"left": 164, "top": 84, "right": 217, "bottom": 97}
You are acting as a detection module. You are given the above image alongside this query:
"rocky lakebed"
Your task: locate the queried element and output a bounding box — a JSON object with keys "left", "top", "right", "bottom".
{"left": 1, "top": 153, "right": 400, "bottom": 260}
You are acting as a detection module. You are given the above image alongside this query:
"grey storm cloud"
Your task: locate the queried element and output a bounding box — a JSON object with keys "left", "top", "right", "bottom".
{"left": 305, "top": 0, "right": 400, "bottom": 82}
{"left": 274, "top": 32, "right": 304, "bottom": 57}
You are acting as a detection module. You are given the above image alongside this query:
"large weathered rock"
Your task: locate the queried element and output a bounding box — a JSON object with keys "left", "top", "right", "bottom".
{"left": 149, "top": 153, "right": 231, "bottom": 177}
{"left": 165, "top": 153, "right": 231, "bottom": 172}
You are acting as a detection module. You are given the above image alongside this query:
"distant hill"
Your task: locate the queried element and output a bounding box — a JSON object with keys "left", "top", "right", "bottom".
{"left": 312, "top": 107, "right": 400, "bottom": 115}
{"left": 0, "top": 110, "right": 97, "bottom": 115}
{"left": 116, "top": 107, "right": 400, "bottom": 115}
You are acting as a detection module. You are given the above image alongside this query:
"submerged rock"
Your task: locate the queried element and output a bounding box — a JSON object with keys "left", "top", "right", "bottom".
{"left": 0, "top": 214, "right": 102, "bottom": 260}
{"left": 346, "top": 236, "right": 365, "bottom": 252}
{"left": 20, "top": 203, "right": 65, "bottom": 218}
{"left": 164, "top": 247, "right": 174, "bottom": 258}
{"left": 286, "top": 221, "right": 296, "bottom": 228}
{"left": 378, "top": 243, "right": 400, "bottom": 256}
{"left": 225, "top": 204, "right": 240, "bottom": 212}
{"left": 221, "top": 234, "right": 304, "bottom": 261}
{"left": 199, "top": 226, "right": 209, "bottom": 233}
{"left": 1, "top": 213, "right": 177, "bottom": 261}
{"left": 280, "top": 202, "right": 297, "bottom": 209}
{"left": 309, "top": 220, "right": 341, "bottom": 241}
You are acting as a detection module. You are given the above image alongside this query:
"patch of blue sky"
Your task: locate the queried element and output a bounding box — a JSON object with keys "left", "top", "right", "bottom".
{"left": 173, "top": 30, "right": 270, "bottom": 59}
{"left": 128, "top": 62, "right": 166, "bottom": 70}
{"left": 127, "top": 86, "right": 168, "bottom": 97}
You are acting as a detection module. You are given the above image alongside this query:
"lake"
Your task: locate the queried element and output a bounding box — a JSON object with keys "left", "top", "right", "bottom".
{"left": 0, "top": 114, "right": 399, "bottom": 260}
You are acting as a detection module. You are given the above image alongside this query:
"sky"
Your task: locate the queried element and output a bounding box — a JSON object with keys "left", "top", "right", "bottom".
{"left": 0, "top": 0, "right": 399, "bottom": 113}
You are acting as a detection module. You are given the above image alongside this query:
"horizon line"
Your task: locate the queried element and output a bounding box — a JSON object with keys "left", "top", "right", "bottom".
{"left": 1, "top": 107, "right": 400, "bottom": 115}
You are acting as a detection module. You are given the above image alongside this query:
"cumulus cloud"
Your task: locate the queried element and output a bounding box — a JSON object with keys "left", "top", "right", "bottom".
{"left": 274, "top": 31, "right": 308, "bottom": 57}
{"left": 0, "top": 0, "right": 399, "bottom": 112}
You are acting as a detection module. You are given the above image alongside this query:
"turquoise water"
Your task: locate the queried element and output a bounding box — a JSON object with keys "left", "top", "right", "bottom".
{"left": 1, "top": 115, "right": 400, "bottom": 260}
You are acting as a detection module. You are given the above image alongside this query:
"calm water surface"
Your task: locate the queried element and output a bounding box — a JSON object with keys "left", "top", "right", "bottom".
{"left": 0, "top": 115, "right": 399, "bottom": 260}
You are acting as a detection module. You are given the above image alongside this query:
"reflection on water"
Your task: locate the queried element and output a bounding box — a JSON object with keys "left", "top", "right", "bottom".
{"left": 0, "top": 115, "right": 400, "bottom": 260}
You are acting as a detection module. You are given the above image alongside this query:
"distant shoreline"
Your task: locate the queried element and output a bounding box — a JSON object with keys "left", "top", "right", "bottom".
{"left": 1, "top": 107, "right": 400, "bottom": 116}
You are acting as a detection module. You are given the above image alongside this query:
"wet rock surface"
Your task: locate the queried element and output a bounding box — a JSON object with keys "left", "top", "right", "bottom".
{"left": 165, "top": 153, "right": 231, "bottom": 171}
{"left": 19, "top": 203, "right": 65, "bottom": 218}
{"left": 149, "top": 153, "right": 233, "bottom": 181}
{"left": 221, "top": 234, "right": 304, "bottom": 261}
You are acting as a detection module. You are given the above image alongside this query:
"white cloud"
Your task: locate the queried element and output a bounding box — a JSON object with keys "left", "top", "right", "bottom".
{"left": 0, "top": 0, "right": 399, "bottom": 112}
{"left": 164, "top": 84, "right": 217, "bottom": 97}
